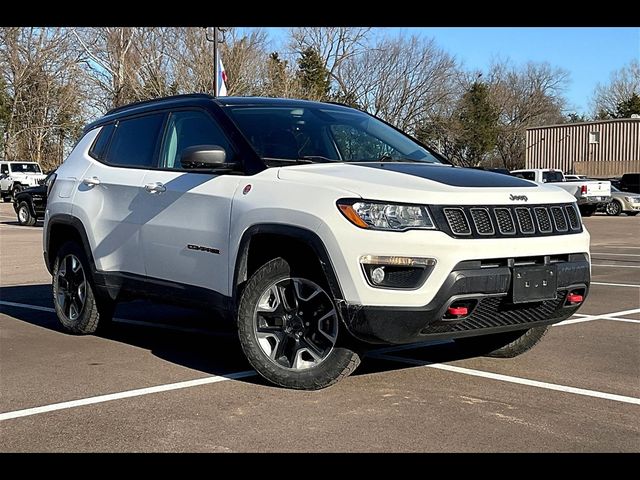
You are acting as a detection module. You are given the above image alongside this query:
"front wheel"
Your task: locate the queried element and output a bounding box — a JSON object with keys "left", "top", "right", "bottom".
{"left": 17, "top": 201, "right": 36, "bottom": 226}
{"left": 11, "top": 184, "right": 23, "bottom": 199}
{"left": 53, "top": 241, "right": 114, "bottom": 334}
{"left": 237, "top": 257, "right": 361, "bottom": 390}
{"left": 454, "top": 326, "right": 549, "bottom": 358}
{"left": 605, "top": 200, "right": 622, "bottom": 216}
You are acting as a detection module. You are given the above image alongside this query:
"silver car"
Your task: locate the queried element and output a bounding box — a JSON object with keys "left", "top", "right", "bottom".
{"left": 604, "top": 186, "right": 640, "bottom": 216}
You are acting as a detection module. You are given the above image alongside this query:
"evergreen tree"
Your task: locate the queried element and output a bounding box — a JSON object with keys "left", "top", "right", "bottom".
{"left": 454, "top": 82, "right": 499, "bottom": 166}
{"left": 297, "top": 47, "right": 330, "bottom": 101}
{"left": 614, "top": 92, "right": 640, "bottom": 118}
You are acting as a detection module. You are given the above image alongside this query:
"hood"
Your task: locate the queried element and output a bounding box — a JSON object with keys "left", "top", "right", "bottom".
{"left": 277, "top": 163, "right": 575, "bottom": 205}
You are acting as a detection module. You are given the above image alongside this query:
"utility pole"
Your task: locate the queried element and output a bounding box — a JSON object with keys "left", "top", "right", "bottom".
{"left": 205, "top": 27, "right": 226, "bottom": 97}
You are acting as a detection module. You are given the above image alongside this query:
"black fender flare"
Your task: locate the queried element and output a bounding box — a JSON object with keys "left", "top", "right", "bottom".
{"left": 45, "top": 214, "right": 96, "bottom": 274}
{"left": 232, "top": 224, "right": 344, "bottom": 306}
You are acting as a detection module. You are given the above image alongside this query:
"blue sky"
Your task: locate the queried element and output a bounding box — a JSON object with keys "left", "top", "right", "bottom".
{"left": 261, "top": 27, "right": 639, "bottom": 115}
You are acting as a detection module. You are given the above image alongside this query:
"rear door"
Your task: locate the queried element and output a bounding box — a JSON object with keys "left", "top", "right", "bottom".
{"left": 73, "top": 113, "right": 165, "bottom": 276}
{"left": 139, "top": 108, "right": 242, "bottom": 297}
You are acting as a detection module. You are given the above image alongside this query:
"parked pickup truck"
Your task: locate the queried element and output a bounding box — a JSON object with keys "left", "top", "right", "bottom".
{"left": 511, "top": 169, "right": 611, "bottom": 216}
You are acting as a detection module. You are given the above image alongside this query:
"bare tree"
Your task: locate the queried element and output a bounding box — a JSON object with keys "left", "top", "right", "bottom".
{"left": 338, "top": 35, "right": 459, "bottom": 133}
{"left": 219, "top": 28, "right": 268, "bottom": 96}
{"left": 487, "top": 60, "right": 569, "bottom": 169}
{"left": 289, "top": 27, "right": 370, "bottom": 95}
{"left": 591, "top": 59, "right": 640, "bottom": 118}
{"left": 0, "top": 27, "right": 86, "bottom": 169}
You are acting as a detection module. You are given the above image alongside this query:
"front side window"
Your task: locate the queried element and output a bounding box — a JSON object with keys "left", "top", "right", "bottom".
{"left": 159, "top": 110, "right": 233, "bottom": 169}
{"left": 105, "top": 113, "right": 165, "bottom": 168}
{"left": 1, "top": 164, "right": 8, "bottom": 175}
{"left": 513, "top": 171, "right": 535, "bottom": 181}
{"left": 224, "top": 105, "right": 443, "bottom": 165}
{"left": 9, "top": 163, "right": 41, "bottom": 174}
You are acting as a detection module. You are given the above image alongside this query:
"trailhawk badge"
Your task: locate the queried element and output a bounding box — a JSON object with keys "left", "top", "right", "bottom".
{"left": 509, "top": 194, "right": 528, "bottom": 201}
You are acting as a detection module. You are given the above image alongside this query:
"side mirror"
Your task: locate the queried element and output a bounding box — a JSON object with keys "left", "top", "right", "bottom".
{"left": 180, "top": 145, "right": 237, "bottom": 171}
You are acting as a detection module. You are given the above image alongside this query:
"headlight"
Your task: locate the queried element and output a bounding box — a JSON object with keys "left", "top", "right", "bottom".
{"left": 337, "top": 199, "right": 436, "bottom": 231}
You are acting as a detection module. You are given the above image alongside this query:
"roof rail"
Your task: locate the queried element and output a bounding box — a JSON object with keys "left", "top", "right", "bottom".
{"left": 105, "top": 93, "right": 214, "bottom": 116}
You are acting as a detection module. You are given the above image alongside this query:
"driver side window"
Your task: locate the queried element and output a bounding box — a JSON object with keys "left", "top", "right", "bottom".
{"left": 330, "top": 124, "right": 401, "bottom": 161}
{"left": 159, "top": 110, "right": 233, "bottom": 170}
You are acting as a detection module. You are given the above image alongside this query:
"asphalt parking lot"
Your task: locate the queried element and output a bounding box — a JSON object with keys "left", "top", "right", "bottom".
{"left": 0, "top": 202, "right": 638, "bottom": 452}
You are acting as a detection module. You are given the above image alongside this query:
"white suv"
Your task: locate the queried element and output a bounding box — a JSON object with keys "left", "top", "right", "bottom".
{"left": 43, "top": 94, "right": 591, "bottom": 389}
{"left": 1, "top": 161, "right": 47, "bottom": 201}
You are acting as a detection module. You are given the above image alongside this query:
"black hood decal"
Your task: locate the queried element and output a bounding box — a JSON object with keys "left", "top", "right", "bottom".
{"left": 352, "top": 163, "right": 535, "bottom": 188}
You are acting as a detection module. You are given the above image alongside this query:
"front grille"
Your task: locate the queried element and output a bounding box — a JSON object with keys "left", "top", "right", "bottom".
{"left": 421, "top": 291, "right": 568, "bottom": 335}
{"left": 431, "top": 203, "right": 582, "bottom": 239}
{"left": 443, "top": 208, "right": 471, "bottom": 235}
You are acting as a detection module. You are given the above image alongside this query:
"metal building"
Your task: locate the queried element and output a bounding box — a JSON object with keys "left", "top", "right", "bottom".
{"left": 525, "top": 118, "right": 640, "bottom": 178}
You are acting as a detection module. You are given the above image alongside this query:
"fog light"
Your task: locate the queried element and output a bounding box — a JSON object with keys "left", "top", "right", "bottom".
{"left": 371, "top": 267, "right": 385, "bottom": 285}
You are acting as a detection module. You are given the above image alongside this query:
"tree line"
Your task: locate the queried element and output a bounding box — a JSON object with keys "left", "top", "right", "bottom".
{"left": 1, "top": 27, "right": 638, "bottom": 171}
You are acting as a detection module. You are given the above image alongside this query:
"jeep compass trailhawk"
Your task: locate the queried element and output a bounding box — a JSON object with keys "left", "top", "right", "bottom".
{"left": 44, "top": 94, "right": 591, "bottom": 389}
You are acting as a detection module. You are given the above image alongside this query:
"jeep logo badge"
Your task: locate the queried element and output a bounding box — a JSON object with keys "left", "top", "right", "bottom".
{"left": 509, "top": 194, "right": 528, "bottom": 201}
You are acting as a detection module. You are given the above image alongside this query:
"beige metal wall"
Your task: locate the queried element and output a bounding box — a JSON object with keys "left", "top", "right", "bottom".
{"left": 526, "top": 119, "right": 640, "bottom": 177}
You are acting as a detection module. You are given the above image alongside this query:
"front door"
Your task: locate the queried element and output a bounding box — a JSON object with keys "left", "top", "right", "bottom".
{"left": 139, "top": 109, "right": 241, "bottom": 298}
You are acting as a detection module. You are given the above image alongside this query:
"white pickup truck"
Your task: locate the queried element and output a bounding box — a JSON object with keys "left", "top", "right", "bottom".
{"left": 511, "top": 169, "right": 611, "bottom": 216}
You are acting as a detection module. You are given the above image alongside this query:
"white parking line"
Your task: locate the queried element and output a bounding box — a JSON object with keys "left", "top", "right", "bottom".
{"left": 591, "top": 264, "right": 640, "bottom": 268}
{"left": 1, "top": 299, "right": 638, "bottom": 421}
{"left": 591, "top": 282, "right": 640, "bottom": 288}
{"left": 369, "top": 353, "right": 640, "bottom": 406}
{"left": 0, "top": 371, "right": 257, "bottom": 421}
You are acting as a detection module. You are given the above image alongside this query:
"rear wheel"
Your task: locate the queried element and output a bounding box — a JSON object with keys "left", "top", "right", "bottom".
{"left": 454, "top": 326, "right": 549, "bottom": 358}
{"left": 53, "top": 241, "right": 114, "bottom": 334}
{"left": 237, "top": 257, "right": 361, "bottom": 390}
{"left": 605, "top": 200, "right": 622, "bottom": 216}
{"left": 17, "top": 201, "right": 36, "bottom": 226}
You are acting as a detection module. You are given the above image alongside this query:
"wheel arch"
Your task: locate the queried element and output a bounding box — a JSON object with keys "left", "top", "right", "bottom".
{"left": 232, "top": 224, "right": 344, "bottom": 307}
{"left": 46, "top": 214, "right": 96, "bottom": 275}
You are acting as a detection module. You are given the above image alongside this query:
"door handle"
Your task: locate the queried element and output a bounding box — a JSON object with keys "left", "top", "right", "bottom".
{"left": 82, "top": 176, "right": 101, "bottom": 187}
{"left": 144, "top": 182, "right": 166, "bottom": 194}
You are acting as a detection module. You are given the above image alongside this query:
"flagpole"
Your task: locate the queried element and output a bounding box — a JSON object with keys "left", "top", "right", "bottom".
{"left": 213, "top": 26, "right": 219, "bottom": 98}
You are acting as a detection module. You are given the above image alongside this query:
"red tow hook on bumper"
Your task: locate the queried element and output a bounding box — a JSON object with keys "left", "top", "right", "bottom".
{"left": 447, "top": 306, "right": 469, "bottom": 316}
{"left": 566, "top": 293, "right": 584, "bottom": 304}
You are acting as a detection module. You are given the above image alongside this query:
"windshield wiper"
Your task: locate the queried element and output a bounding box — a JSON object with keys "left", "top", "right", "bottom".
{"left": 263, "top": 156, "right": 334, "bottom": 165}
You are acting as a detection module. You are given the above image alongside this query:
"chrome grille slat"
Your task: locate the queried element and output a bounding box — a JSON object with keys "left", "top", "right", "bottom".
{"left": 470, "top": 208, "right": 494, "bottom": 235}
{"left": 534, "top": 207, "right": 552, "bottom": 233}
{"left": 515, "top": 208, "right": 535, "bottom": 234}
{"left": 551, "top": 206, "right": 568, "bottom": 232}
{"left": 564, "top": 205, "right": 580, "bottom": 230}
{"left": 444, "top": 208, "right": 471, "bottom": 235}
{"left": 494, "top": 208, "right": 516, "bottom": 234}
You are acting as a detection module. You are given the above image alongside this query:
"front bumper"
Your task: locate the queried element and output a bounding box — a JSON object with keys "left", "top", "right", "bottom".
{"left": 339, "top": 254, "right": 590, "bottom": 344}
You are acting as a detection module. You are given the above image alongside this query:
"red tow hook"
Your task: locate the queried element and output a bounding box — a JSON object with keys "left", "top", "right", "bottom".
{"left": 567, "top": 293, "right": 584, "bottom": 304}
{"left": 447, "top": 306, "right": 469, "bottom": 316}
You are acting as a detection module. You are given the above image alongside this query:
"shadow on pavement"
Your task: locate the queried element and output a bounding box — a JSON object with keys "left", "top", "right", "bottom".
{"left": 0, "top": 283, "right": 476, "bottom": 388}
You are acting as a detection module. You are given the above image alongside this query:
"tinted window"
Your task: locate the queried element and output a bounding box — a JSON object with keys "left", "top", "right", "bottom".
{"left": 542, "top": 171, "right": 564, "bottom": 183}
{"left": 225, "top": 106, "right": 442, "bottom": 165}
{"left": 89, "top": 124, "right": 115, "bottom": 161}
{"left": 9, "top": 163, "right": 41, "bottom": 173}
{"left": 105, "top": 114, "right": 164, "bottom": 168}
{"left": 1, "top": 164, "right": 8, "bottom": 175}
{"left": 159, "top": 110, "right": 233, "bottom": 169}
{"left": 513, "top": 172, "right": 535, "bottom": 181}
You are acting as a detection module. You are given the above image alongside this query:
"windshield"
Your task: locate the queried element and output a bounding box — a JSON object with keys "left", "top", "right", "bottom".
{"left": 224, "top": 105, "right": 443, "bottom": 165}
{"left": 543, "top": 171, "right": 564, "bottom": 183}
{"left": 10, "top": 163, "right": 41, "bottom": 174}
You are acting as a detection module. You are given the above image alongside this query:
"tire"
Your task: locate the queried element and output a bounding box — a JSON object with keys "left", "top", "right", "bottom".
{"left": 2, "top": 195, "right": 10, "bottom": 203}
{"left": 237, "top": 257, "right": 361, "bottom": 390}
{"left": 626, "top": 212, "right": 639, "bottom": 217}
{"left": 454, "top": 326, "right": 549, "bottom": 358}
{"left": 605, "top": 200, "right": 622, "bottom": 216}
{"left": 579, "top": 205, "right": 596, "bottom": 217}
{"left": 52, "top": 241, "right": 114, "bottom": 334}
{"left": 17, "top": 201, "right": 36, "bottom": 226}
{"left": 11, "top": 184, "right": 22, "bottom": 199}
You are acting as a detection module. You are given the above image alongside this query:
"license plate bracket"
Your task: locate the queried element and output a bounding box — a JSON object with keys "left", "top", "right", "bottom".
{"left": 512, "top": 265, "right": 557, "bottom": 303}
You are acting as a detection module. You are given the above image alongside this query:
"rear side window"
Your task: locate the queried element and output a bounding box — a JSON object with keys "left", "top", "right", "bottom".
{"left": 1, "top": 164, "right": 8, "bottom": 175}
{"left": 542, "top": 171, "right": 564, "bottom": 183}
{"left": 89, "top": 124, "right": 115, "bottom": 161}
{"left": 105, "top": 114, "right": 165, "bottom": 168}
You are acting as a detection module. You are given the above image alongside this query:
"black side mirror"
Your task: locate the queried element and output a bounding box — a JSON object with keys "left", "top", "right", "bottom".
{"left": 180, "top": 145, "right": 237, "bottom": 171}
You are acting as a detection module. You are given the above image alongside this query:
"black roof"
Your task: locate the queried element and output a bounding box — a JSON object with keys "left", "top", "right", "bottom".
{"left": 85, "top": 94, "right": 352, "bottom": 132}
